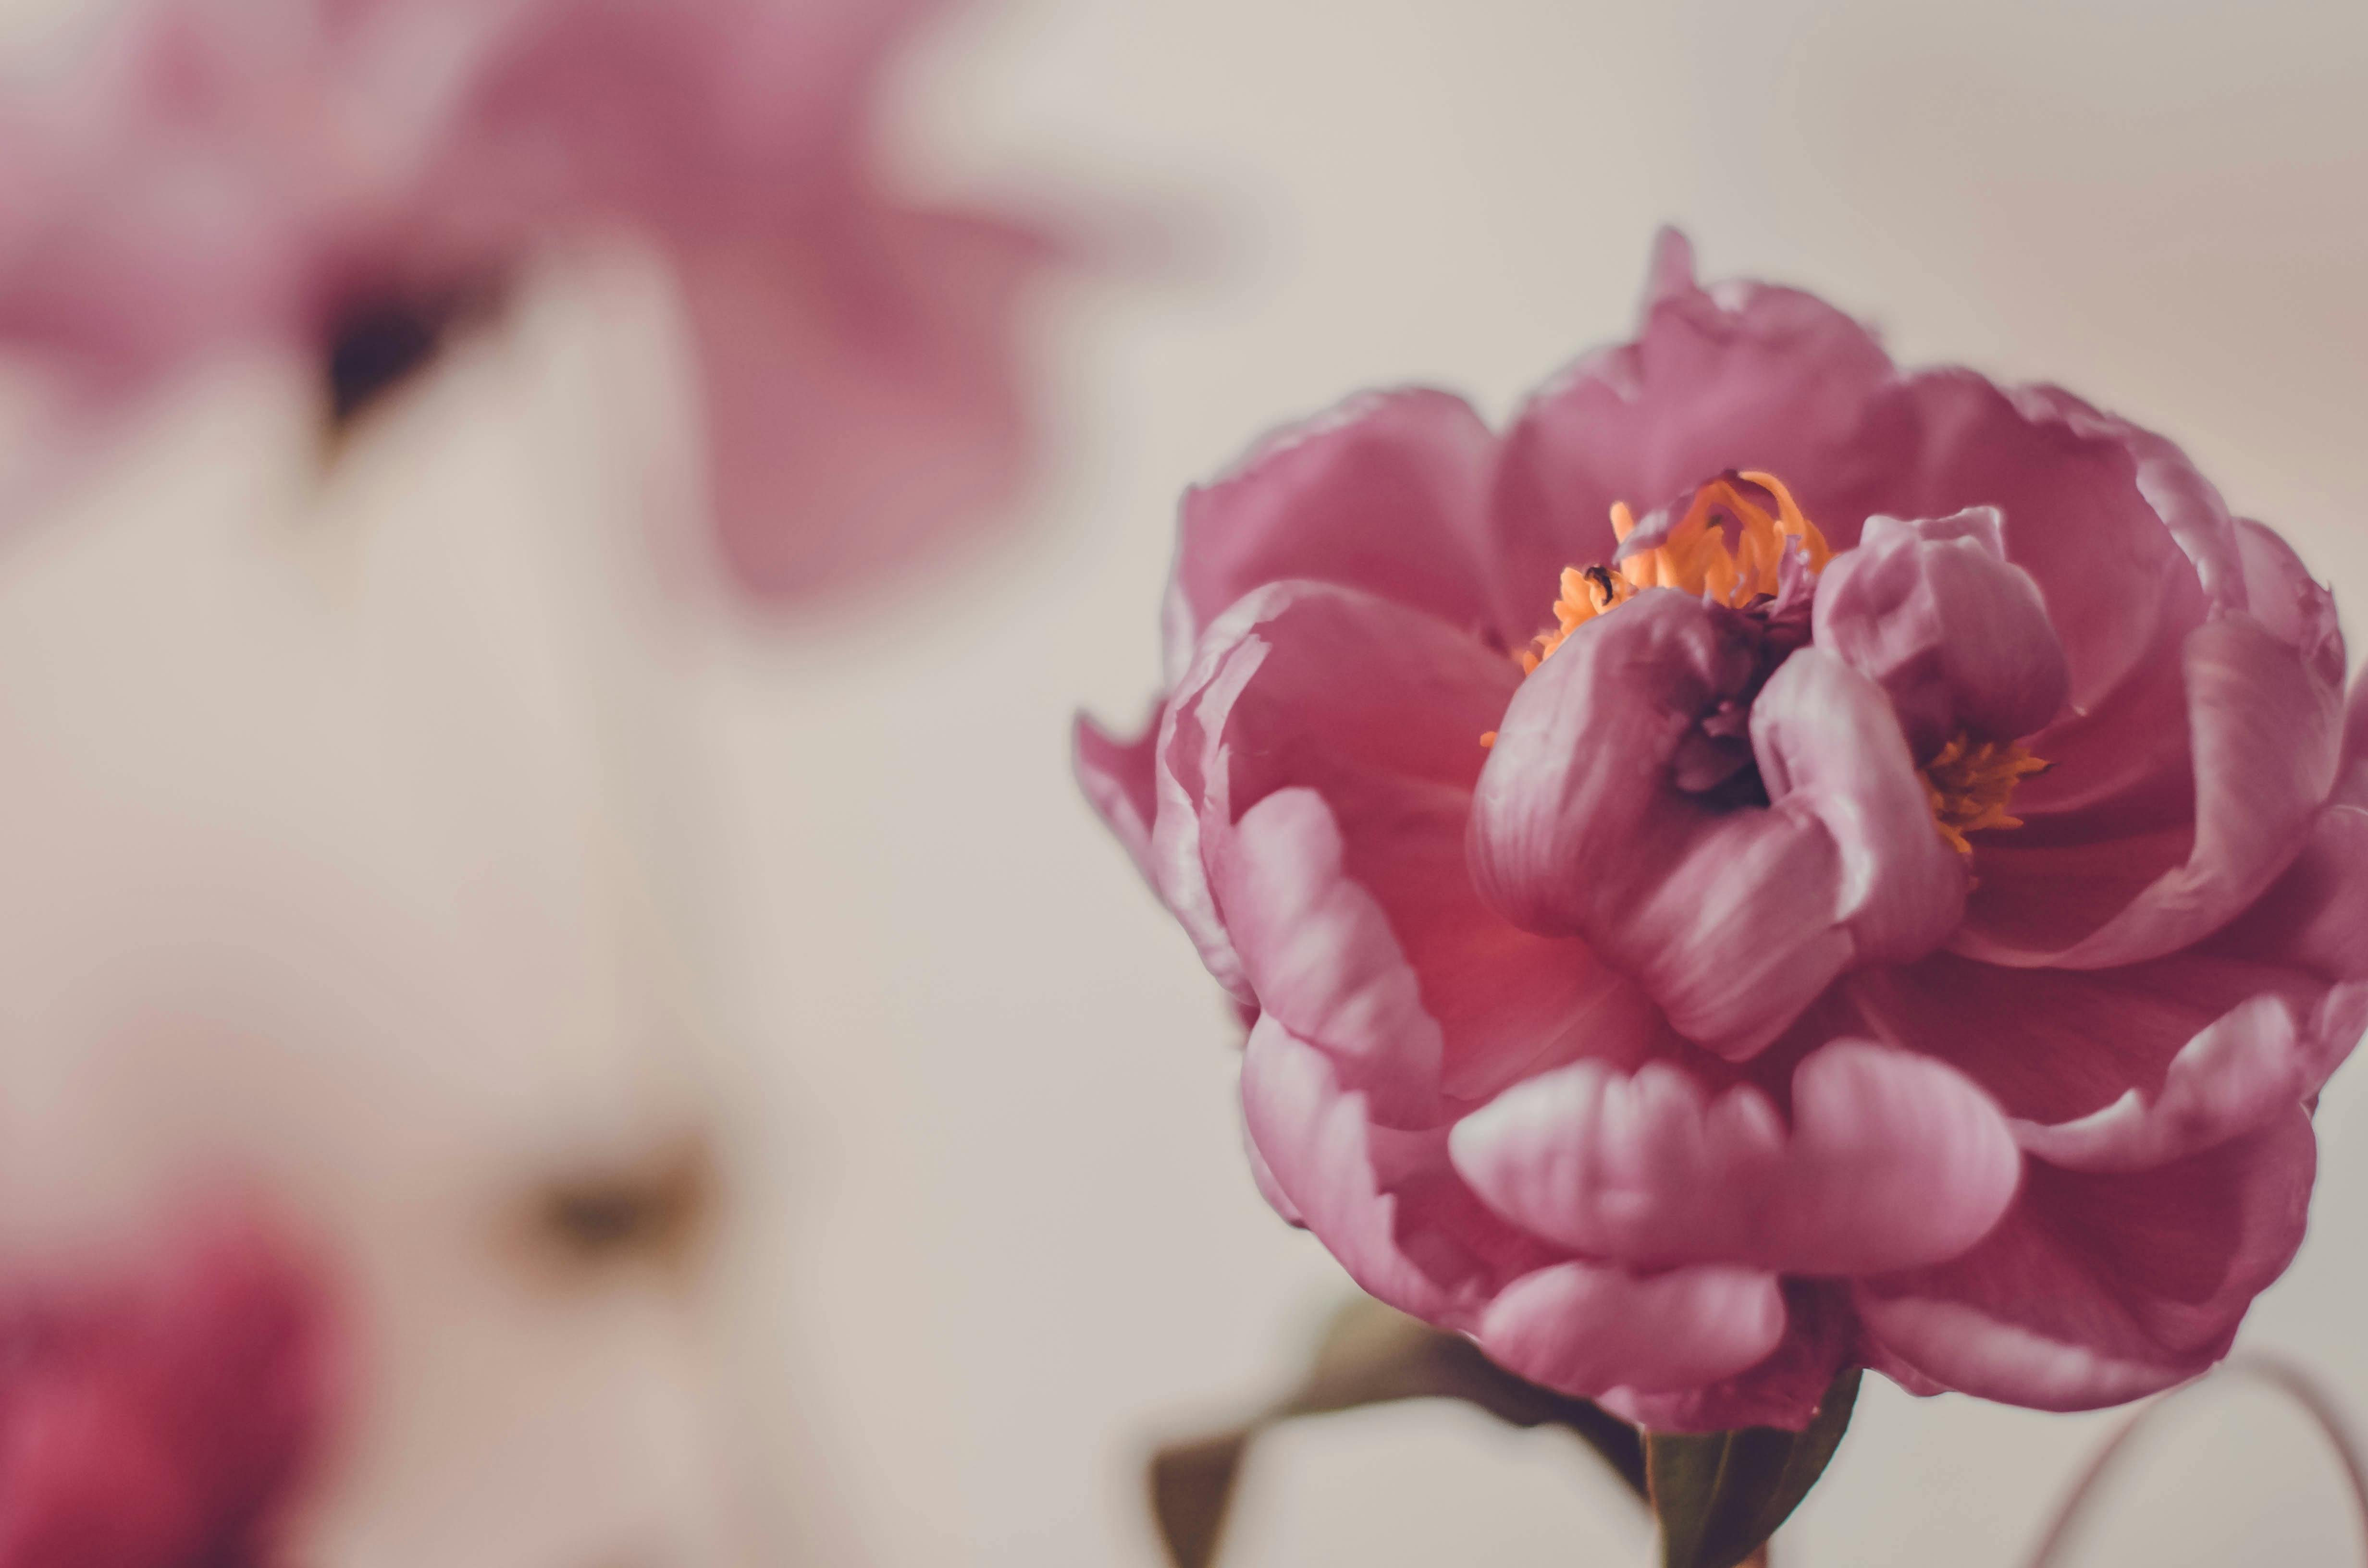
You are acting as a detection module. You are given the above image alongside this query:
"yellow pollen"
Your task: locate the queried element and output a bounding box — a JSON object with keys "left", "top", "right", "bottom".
{"left": 1922, "top": 735, "right": 2050, "bottom": 856}
{"left": 1519, "top": 472, "right": 1832, "bottom": 672}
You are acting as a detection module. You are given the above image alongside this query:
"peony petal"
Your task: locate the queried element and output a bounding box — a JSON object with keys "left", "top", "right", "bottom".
{"left": 2210, "top": 803, "right": 2368, "bottom": 984}
{"left": 1472, "top": 596, "right": 1962, "bottom": 1057}
{"left": 1473, "top": 1258, "right": 1788, "bottom": 1402}
{"left": 1073, "top": 702, "right": 1163, "bottom": 886}
{"left": 1848, "top": 948, "right": 2327, "bottom": 1128}
{"left": 1240, "top": 1017, "right": 1557, "bottom": 1330}
{"left": 1449, "top": 1041, "right": 2018, "bottom": 1274}
{"left": 1812, "top": 507, "right": 2069, "bottom": 755}
{"left": 1487, "top": 229, "right": 1901, "bottom": 633}
{"left": 2010, "top": 987, "right": 2367, "bottom": 1172}
{"left": 1164, "top": 387, "right": 1502, "bottom": 680}
{"left": 1603, "top": 1283, "right": 1858, "bottom": 1433}
{"left": 1955, "top": 610, "right": 2344, "bottom": 968}
{"left": 1150, "top": 579, "right": 1520, "bottom": 1005}
{"left": 1857, "top": 1110, "right": 2314, "bottom": 1410}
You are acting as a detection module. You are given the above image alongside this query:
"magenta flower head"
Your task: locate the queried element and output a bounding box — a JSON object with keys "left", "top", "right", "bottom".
{"left": 0, "top": 0, "right": 1046, "bottom": 602}
{"left": 0, "top": 1209, "right": 336, "bottom": 1568}
{"left": 1079, "top": 232, "right": 2368, "bottom": 1433}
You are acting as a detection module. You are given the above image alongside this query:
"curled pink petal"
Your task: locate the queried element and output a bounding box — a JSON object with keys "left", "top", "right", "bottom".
{"left": 1813, "top": 507, "right": 2069, "bottom": 755}
{"left": 1450, "top": 1041, "right": 2019, "bottom": 1274}
{"left": 1073, "top": 702, "right": 1163, "bottom": 886}
{"left": 1473, "top": 600, "right": 1962, "bottom": 1056}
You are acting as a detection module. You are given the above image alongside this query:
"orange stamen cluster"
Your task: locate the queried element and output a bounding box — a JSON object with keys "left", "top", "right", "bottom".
{"left": 1922, "top": 735, "right": 2050, "bottom": 856}
{"left": 1520, "top": 471, "right": 1832, "bottom": 672}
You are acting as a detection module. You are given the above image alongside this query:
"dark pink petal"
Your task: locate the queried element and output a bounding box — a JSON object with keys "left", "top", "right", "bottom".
{"left": 1955, "top": 611, "right": 2344, "bottom": 968}
{"left": 1165, "top": 387, "right": 1503, "bottom": 675}
{"left": 1073, "top": 702, "right": 1163, "bottom": 886}
{"left": 1487, "top": 230, "right": 1901, "bottom": 632}
{"left": 1848, "top": 949, "right": 2325, "bottom": 1128}
{"left": 1449, "top": 1041, "right": 2018, "bottom": 1274}
{"left": 2340, "top": 680, "right": 2368, "bottom": 808}
{"left": 1812, "top": 507, "right": 2068, "bottom": 756}
{"left": 1844, "top": 375, "right": 2210, "bottom": 840}
{"left": 2210, "top": 804, "right": 2368, "bottom": 984}
{"left": 1471, "top": 1259, "right": 1787, "bottom": 1403}
{"left": 1857, "top": 1110, "right": 2314, "bottom": 1410}
{"left": 2010, "top": 985, "right": 2367, "bottom": 1173}
{"left": 1240, "top": 1017, "right": 1557, "bottom": 1331}
{"left": 1473, "top": 594, "right": 1962, "bottom": 1056}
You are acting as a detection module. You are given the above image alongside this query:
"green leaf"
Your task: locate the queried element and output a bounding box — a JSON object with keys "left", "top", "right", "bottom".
{"left": 1144, "top": 1298, "right": 1648, "bottom": 1568}
{"left": 1645, "top": 1367, "right": 1862, "bottom": 1568}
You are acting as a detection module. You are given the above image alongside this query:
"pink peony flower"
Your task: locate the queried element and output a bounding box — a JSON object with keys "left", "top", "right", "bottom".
{"left": 0, "top": 1210, "right": 336, "bottom": 1568}
{"left": 0, "top": 0, "right": 1045, "bottom": 601}
{"left": 1078, "top": 232, "right": 2368, "bottom": 1432}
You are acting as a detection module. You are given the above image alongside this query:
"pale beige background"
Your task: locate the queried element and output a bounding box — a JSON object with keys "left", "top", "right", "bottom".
{"left": 4, "top": 2, "right": 2368, "bottom": 1567}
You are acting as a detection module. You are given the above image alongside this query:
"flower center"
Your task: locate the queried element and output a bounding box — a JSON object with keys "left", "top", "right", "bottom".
{"left": 1519, "top": 470, "right": 1831, "bottom": 672}
{"left": 1922, "top": 736, "right": 2049, "bottom": 856}
{"left": 1498, "top": 470, "right": 2048, "bottom": 853}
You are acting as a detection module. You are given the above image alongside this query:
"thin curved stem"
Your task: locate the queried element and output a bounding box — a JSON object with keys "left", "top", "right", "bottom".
{"left": 2024, "top": 1353, "right": 2368, "bottom": 1568}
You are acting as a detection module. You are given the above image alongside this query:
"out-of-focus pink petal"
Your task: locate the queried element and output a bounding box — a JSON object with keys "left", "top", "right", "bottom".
{"left": 1450, "top": 1041, "right": 2017, "bottom": 1274}
{"left": 1813, "top": 507, "right": 2068, "bottom": 755}
{"left": 0, "top": 1210, "right": 336, "bottom": 1568}
{"left": 1472, "top": 1259, "right": 1787, "bottom": 1402}
{"left": 1240, "top": 1017, "right": 1557, "bottom": 1330}
{"left": 1487, "top": 229, "right": 1900, "bottom": 631}
{"left": 1164, "top": 387, "right": 1503, "bottom": 679}
{"left": 1858, "top": 1110, "right": 2314, "bottom": 1410}
{"left": 682, "top": 210, "right": 1042, "bottom": 602}
{"left": 1956, "top": 611, "right": 2343, "bottom": 968}
{"left": 1073, "top": 702, "right": 1163, "bottom": 886}
{"left": 1473, "top": 596, "right": 1962, "bottom": 1056}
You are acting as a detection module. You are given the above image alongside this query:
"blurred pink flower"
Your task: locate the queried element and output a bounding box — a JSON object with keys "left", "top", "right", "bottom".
{"left": 1078, "top": 232, "right": 2367, "bottom": 1432}
{"left": 0, "top": 1210, "right": 334, "bottom": 1568}
{"left": 0, "top": 0, "right": 1045, "bottom": 601}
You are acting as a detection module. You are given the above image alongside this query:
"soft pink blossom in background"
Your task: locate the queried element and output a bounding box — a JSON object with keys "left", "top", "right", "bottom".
{"left": 0, "top": 0, "right": 1047, "bottom": 600}
{"left": 0, "top": 1208, "right": 334, "bottom": 1568}
{"left": 1080, "top": 232, "right": 2368, "bottom": 1433}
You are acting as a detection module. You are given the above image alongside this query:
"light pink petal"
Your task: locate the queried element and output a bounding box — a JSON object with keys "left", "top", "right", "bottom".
{"left": 1240, "top": 1016, "right": 1557, "bottom": 1330}
{"left": 1602, "top": 1284, "right": 1858, "bottom": 1433}
{"left": 1073, "top": 702, "right": 1163, "bottom": 885}
{"left": 1472, "top": 1259, "right": 1787, "bottom": 1402}
{"left": 1449, "top": 1041, "right": 2018, "bottom": 1274}
{"left": 1487, "top": 228, "right": 1901, "bottom": 632}
{"left": 1164, "top": 387, "right": 1504, "bottom": 678}
{"left": 1857, "top": 1110, "right": 2314, "bottom": 1410}
{"left": 1812, "top": 507, "right": 2069, "bottom": 756}
{"left": 1955, "top": 610, "right": 2344, "bottom": 968}
{"left": 1473, "top": 595, "right": 1962, "bottom": 1057}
